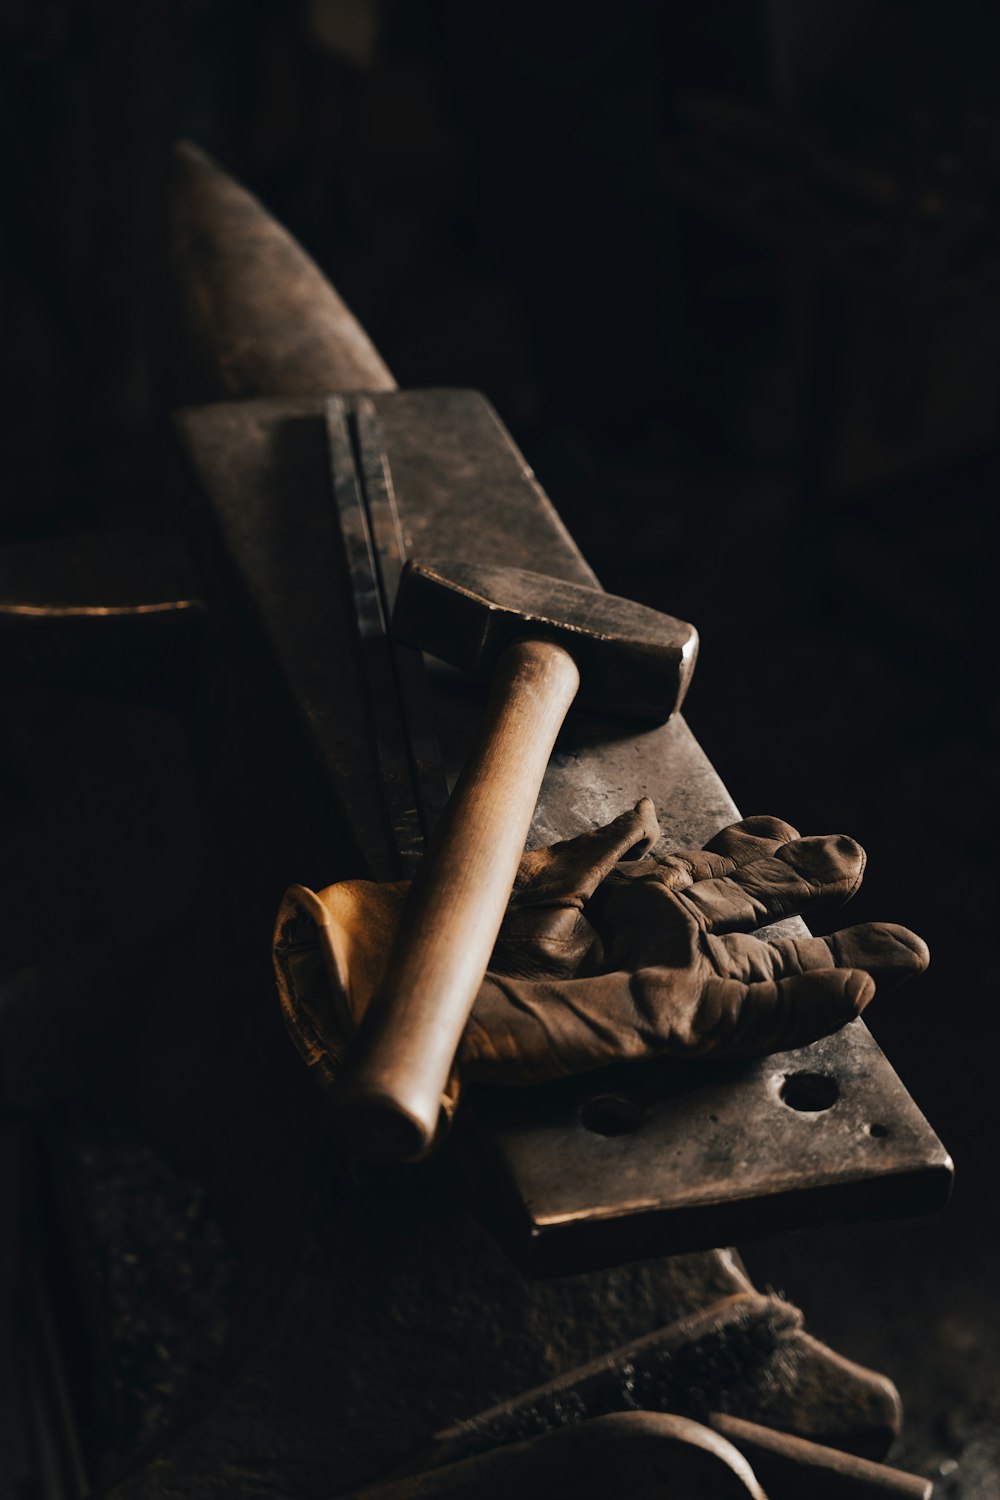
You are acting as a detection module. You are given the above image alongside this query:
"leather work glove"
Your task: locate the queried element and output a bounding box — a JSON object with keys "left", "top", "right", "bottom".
{"left": 273, "top": 802, "right": 928, "bottom": 1116}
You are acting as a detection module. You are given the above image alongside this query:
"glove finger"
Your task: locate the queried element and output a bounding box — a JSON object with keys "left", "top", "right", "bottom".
{"left": 462, "top": 970, "right": 651, "bottom": 1084}
{"left": 513, "top": 797, "right": 661, "bottom": 905}
{"left": 705, "top": 922, "right": 929, "bottom": 988}
{"left": 463, "top": 960, "right": 874, "bottom": 1084}
{"left": 702, "top": 814, "right": 802, "bottom": 864}
{"left": 613, "top": 815, "right": 803, "bottom": 893}
{"left": 676, "top": 835, "right": 866, "bottom": 933}
{"left": 824, "top": 922, "right": 930, "bottom": 985}
{"left": 689, "top": 968, "right": 875, "bottom": 1057}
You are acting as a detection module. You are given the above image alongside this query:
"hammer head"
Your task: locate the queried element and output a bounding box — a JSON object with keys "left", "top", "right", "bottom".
{"left": 392, "top": 560, "right": 698, "bottom": 722}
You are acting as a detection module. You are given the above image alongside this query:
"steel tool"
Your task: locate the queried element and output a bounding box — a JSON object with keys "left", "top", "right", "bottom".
{"left": 325, "top": 396, "right": 447, "bottom": 878}
{"left": 706, "top": 1415, "right": 933, "bottom": 1499}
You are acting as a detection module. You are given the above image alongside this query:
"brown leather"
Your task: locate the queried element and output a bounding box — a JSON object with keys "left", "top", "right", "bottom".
{"left": 274, "top": 803, "right": 928, "bottom": 1110}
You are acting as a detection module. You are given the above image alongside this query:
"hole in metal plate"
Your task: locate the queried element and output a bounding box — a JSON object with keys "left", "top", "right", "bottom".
{"left": 869, "top": 1121, "right": 890, "bottom": 1138}
{"left": 780, "top": 1072, "right": 839, "bottom": 1113}
{"left": 579, "top": 1093, "right": 643, "bottom": 1136}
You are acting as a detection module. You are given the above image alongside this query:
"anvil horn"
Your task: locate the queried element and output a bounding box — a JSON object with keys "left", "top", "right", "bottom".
{"left": 161, "top": 140, "right": 396, "bottom": 404}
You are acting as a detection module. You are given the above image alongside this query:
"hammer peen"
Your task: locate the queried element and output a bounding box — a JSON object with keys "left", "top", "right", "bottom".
{"left": 334, "top": 559, "right": 698, "bottom": 1159}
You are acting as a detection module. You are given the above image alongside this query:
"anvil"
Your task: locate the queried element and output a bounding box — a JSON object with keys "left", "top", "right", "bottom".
{"left": 173, "top": 376, "right": 951, "bottom": 1274}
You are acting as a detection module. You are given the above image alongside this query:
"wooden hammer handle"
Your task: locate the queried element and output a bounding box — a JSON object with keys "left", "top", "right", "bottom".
{"left": 334, "top": 636, "right": 581, "bottom": 1159}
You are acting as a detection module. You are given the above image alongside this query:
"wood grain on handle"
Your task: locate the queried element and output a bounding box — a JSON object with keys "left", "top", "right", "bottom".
{"left": 335, "top": 637, "right": 581, "bottom": 1159}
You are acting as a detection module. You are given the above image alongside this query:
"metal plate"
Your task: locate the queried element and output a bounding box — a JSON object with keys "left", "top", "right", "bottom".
{"left": 468, "top": 1023, "right": 952, "bottom": 1276}
{"left": 174, "top": 387, "right": 952, "bottom": 1274}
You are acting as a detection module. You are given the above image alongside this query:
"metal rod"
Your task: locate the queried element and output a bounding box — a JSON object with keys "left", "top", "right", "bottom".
{"left": 325, "top": 397, "right": 423, "bottom": 879}
{"left": 353, "top": 396, "right": 450, "bottom": 842}
{"left": 326, "top": 396, "right": 449, "bottom": 878}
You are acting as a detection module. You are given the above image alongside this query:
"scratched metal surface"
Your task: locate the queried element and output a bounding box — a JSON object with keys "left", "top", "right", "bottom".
{"left": 174, "top": 387, "right": 951, "bottom": 1272}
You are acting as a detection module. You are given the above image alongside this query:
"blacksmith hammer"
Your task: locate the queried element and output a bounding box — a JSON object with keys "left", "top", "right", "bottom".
{"left": 336, "top": 559, "right": 697, "bottom": 1159}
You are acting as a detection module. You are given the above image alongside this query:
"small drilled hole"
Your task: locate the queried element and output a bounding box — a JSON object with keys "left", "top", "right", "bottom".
{"left": 580, "top": 1094, "right": 643, "bottom": 1136}
{"left": 869, "top": 1122, "right": 890, "bottom": 1138}
{"left": 780, "top": 1072, "right": 839, "bottom": 1113}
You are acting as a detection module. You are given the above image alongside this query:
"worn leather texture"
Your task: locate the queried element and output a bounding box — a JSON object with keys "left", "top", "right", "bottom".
{"left": 274, "top": 803, "right": 928, "bottom": 1129}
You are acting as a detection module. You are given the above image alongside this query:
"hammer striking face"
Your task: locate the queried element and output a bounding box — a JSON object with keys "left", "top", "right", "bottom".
{"left": 392, "top": 560, "right": 698, "bottom": 722}
{"left": 333, "top": 560, "right": 698, "bottom": 1161}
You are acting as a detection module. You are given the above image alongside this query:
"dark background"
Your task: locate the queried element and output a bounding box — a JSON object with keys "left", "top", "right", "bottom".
{"left": 1, "top": 1, "right": 998, "bottom": 1493}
